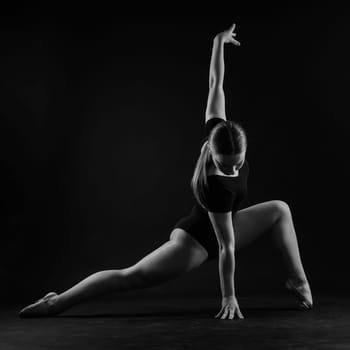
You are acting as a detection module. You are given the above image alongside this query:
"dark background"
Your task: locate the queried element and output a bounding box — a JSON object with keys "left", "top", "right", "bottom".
{"left": 1, "top": 7, "right": 349, "bottom": 302}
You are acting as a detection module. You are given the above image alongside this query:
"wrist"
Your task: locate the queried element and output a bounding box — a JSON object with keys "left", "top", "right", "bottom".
{"left": 214, "top": 34, "right": 224, "bottom": 44}
{"left": 221, "top": 294, "right": 236, "bottom": 306}
{"left": 222, "top": 294, "right": 236, "bottom": 300}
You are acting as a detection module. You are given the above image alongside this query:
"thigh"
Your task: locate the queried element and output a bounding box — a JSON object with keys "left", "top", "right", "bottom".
{"left": 232, "top": 200, "right": 286, "bottom": 250}
{"left": 129, "top": 230, "right": 207, "bottom": 286}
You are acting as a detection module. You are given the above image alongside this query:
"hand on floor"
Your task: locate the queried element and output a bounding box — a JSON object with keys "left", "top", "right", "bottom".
{"left": 215, "top": 295, "right": 244, "bottom": 320}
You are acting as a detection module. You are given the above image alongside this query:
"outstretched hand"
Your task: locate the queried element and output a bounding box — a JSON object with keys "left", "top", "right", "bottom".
{"left": 216, "top": 23, "right": 240, "bottom": 46}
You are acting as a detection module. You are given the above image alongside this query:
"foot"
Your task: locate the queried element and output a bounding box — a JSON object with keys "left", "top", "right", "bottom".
{"left": 18, "top": 292, "right": 59, "bottom": 318}
{"left": 285, "top": 278, "right": 313, "bottom": 310}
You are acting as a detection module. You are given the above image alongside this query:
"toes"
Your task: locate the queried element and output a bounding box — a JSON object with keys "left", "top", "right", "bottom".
{"left": 299, "top": 301, "right": 312, "bottom": 310}
{"left": 18, "top": 299, "right": 51, "bottom": 318}
{"left": 286, "top": 279, "right": 313, "bottom": 310}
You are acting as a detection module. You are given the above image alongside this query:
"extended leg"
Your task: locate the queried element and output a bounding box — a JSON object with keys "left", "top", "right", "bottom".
{"left": 51, "top": 268, "right": 139, "bottom": 314}
{"left": 19, "top": 231, "right": 207, "bottom": 317}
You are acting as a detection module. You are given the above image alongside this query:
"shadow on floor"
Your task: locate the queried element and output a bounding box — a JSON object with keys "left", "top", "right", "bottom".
{"left": 1, "top": 293, "right": 349, "bottom": 350}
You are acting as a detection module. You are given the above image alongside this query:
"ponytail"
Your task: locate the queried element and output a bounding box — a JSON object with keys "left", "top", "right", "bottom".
{"left": 191, "top": 139, "right": 211, "bottom": 211}
{"left": 191, "top": 119, "right": 247, "bottom": 211}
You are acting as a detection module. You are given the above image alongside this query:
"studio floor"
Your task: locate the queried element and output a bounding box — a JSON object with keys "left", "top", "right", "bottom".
{"left": 1, "top": 292, "right": 349, "bottom": 350}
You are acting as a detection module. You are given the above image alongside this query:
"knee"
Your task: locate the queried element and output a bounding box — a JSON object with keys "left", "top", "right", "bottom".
{"left": 118, "top": 267, "right": 146, "bottom": 290}
{"left": 270, "top": 200, "right": 291, "bottom": 221}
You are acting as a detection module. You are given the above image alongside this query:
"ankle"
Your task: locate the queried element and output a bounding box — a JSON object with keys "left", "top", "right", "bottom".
{"left": 47, "top": 295, "right": 60, "bottom": 315}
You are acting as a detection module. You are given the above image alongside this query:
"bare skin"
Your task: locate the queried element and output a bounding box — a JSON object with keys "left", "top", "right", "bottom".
{"left": 205, "top": 22, "right": 244, "bottom": 318}
{"left": 19, "top": 199, "right": 312, "bottom": 318}
{"left": 18, "top": 22, "right": 312, "bottom": 320}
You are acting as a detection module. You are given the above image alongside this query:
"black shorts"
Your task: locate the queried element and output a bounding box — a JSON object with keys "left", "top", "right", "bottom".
{"left": 172, "top": 206, "right": 219, "bottom": 261}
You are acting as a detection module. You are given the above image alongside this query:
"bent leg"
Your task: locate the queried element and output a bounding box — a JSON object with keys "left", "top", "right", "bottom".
{"left": 52, "top": 230, "right": 207, "bottom": 314}
{"left": 232, "top": 200, "right": 308, "bottom": 283}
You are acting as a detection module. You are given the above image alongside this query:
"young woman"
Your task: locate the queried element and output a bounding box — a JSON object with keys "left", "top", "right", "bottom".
{"left": 19, "top": 23, "right": 313, "bottom": 320}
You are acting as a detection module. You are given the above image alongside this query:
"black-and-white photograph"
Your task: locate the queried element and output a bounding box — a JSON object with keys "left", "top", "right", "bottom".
{"left": 1, "top": 7, "right": 349, "bottom": 350}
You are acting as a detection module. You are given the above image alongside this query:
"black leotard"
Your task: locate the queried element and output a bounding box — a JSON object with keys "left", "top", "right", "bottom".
{"left": 172, "top": 117, "right": 249, "bottom": 261}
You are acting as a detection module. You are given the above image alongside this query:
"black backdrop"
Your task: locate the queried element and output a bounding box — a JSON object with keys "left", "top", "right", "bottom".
{"left": 1, "top": 8, "right": 349, "bottom": 302}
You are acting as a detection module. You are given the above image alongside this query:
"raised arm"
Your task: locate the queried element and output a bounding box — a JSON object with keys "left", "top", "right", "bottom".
{"left": 205, "top": 23, "right": 240, "bottom": 123}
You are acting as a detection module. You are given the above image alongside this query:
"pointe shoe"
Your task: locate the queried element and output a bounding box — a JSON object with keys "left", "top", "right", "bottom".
{"left": 19, "top": 292, "right": 59, "bottom": 318}
{"left": 285, "top": 279, "right": 313, "bottom": 310}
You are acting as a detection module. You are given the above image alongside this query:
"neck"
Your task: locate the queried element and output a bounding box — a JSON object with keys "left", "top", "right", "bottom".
{"left": 208, "top": 163, "right": 239, "bottom": 177}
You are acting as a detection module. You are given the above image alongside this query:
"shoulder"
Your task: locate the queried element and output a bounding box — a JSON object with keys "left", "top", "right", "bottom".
{"left": 206, "top": 176, "right": 233, "bottom": 194}
{"left": 205, "top": 178, "right": 235, "bottom": 213}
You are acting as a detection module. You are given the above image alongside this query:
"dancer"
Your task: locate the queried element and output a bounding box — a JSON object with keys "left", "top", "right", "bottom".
{"left": 19, "top": 22, "right": 313, "bottom": 320}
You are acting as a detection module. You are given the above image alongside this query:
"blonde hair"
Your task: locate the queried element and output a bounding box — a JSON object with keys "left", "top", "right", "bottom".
{"left": 191, "top": 120, "right": 247, "bottom": 211}
{"left": 190, "top": 140, "right": 211, "bottom": 210}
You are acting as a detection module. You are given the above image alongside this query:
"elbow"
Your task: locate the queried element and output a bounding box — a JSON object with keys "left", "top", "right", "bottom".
{"left": 209, "top": 76, "right": 216, "bottom": 89}
{"left": 209, "top": 77, "right": 224, "bottom": 91}
{"left": 220, "top": 243, "right": 235, "bottom": 253}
